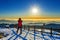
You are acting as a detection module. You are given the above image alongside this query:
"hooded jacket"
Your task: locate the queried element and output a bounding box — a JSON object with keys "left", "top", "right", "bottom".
{"left": 18, "top": 18, "right": 22, "bottom": 27}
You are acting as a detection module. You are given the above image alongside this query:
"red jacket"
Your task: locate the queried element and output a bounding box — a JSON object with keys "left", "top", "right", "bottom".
{"left": 18, "top": 18, "right": 22, "bottom": 27}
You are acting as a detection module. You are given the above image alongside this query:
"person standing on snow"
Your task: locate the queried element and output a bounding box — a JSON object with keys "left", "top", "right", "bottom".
{"left": 17, "top": 18, "right": 22, "bottom": 34}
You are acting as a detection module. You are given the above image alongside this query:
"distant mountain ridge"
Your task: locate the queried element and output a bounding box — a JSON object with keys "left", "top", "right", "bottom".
{"left": 0, "top": 20, "right": 11, "bottom": 22}
{"left": 0, "top": 19, "right": 16, "bottom": 22}
{"left": 0, "top": 19, "right": 17, "bottom": 24}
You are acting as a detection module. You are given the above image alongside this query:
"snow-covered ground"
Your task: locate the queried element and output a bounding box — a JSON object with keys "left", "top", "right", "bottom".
{"left": 0, "top": 28, "right": 60, "bottom": 40}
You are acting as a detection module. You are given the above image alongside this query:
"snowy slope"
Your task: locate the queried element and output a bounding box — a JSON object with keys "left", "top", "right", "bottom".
{"left": 0, "top": 28, "right": 60, "bottom": 40}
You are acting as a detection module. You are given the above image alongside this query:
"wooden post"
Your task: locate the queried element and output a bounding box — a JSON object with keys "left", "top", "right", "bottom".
{"left": 41, "top": 23, "right": 45, "bottom": 34}
{"left": 28, "top": 26, "right": 30, "bottom": 31}
{"left": 34, "top": 26, "right": 35, "bottom": 33}
{"left": 51, "top": 27, "right": 52, "bottom": 36}
{"left": 34, "top": 26, "right": 35, "bottom": 40}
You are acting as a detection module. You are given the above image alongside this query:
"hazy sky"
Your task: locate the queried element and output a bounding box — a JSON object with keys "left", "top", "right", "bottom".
{"left": 0, "top": 0, "right": 60, "bottom": 18}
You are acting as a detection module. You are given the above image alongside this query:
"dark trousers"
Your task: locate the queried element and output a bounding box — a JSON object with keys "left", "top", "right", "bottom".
{"left": 17, "top": 27, "right": 22, "bottom": 34}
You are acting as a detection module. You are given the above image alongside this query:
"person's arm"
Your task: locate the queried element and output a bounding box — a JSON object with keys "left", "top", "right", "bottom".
{"left": 22, "top": 21, "right": 23, "bottom": 22}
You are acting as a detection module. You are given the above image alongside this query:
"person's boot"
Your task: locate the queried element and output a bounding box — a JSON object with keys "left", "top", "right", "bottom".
{"left": 16, "top": 30, "right": 18, "bottom": 33}
{"left": 20, "top": 28, "right": 22, "bottom": 34}
{"left": 20, "top": 31, "right": 22, "bottom": 34}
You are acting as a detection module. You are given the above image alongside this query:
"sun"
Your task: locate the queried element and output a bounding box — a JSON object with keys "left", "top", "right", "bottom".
{"left": 29, "top": 5, "right": 41, "bottom": 16}
{"left": 31, "top": 7, "right": 39, "bottom": 16}
{"left": 32, "top": 7, "right": 38, "bottom": 14}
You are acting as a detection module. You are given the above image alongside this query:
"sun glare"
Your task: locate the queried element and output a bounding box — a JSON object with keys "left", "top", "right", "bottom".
{"left": 29, "top": 5, "right": 42, "bottom": 16}
{"left": 31, "top": 7, "right": 39, "bottom": 16}
{"left": 32, "top": 7, "right": 38, "bottom": 14}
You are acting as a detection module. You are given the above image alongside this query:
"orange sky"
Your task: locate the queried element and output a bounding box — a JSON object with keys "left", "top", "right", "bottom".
{"left": 0, "top": 16, "right": 60, "bottom": 20}
{"left": 0, "top": 16, "right": 60, "bottom": 22}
